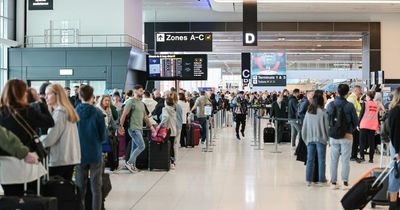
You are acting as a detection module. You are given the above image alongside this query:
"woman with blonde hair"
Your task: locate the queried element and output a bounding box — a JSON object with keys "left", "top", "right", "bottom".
{"left": 0, "top": 79, "right": 54, "bottom": 196}
{"left": 387, "top": 87, "right": 400, "bottom": 210}
{"left": 41, "top": 83, "right": 81, "bottom": 181}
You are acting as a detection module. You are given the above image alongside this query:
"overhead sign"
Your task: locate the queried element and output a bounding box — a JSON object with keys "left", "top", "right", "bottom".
{"left": 155, "top": 32, "right": 213, "bottom": 52}
{"left": 243, "top": 0, "right": 257, "bottom": 46}
{"left": 147, "top": 54, "right": 208, "bottom": 81}
{"left": 29, "top": 0, "right": 53, "bottom": 10}
{"left": 251, "top": 52, "right": 287, "bottom": 87}
{"left": 241, "top": 53, "right": 251, "bottom": 87}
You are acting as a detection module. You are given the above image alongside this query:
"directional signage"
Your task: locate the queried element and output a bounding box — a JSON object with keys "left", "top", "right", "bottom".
{"left": 155, "top": 32, "right": 213, "bottom": 52}
{"left": 243, "top": 0, "right": 257, "bottom": 46}
{"left": 241, "top": 53, "right": 251, "bottom": 87}
{"left": 29, "top": 0, "right": 53, "bottom": 10}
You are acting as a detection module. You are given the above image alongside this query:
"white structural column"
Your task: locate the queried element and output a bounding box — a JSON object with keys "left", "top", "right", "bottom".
{"left": 125, "top": 0, "right": 143, "bottom": 42}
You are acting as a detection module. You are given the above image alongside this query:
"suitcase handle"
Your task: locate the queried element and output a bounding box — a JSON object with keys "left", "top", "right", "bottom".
{"left": 372, "top": 159, "right": 400, "bottom": 188}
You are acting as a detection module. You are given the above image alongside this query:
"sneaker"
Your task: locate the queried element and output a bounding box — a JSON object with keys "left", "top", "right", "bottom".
{"left": 125, "top": 162, "right": 136, "bottom": 173}
{"left": 318, "top": 182, "right": 330, "bottom": 187}
{"left": 241, "top": 131, "right": 245, "bottom": 137}
{"left": 343, "top": 182, "right": 350, "bottom": 190}
{"left": 350, "top": 157, "right": 358, "bottom": 161}
{"left": 306, "top": 182, "right": 312, "bottom": 187}
{"left": 358, "top": 158, "right": 365, "bottom": 163}
{"left": 369, "top": 160, "right": 374, "bottom": 163}
{"left": 331, "top": 183, "right": 340, "bottom": 190}
{"left": 171, "top": 163, "right": 176, "bottom": 170}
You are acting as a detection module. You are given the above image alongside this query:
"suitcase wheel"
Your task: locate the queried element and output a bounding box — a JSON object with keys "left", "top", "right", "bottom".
{"left": 371, "top": 202, "right": 376, "bottom": 208}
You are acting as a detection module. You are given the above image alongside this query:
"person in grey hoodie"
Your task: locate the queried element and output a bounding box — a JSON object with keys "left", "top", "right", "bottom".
{"left": 41, "top": 84, "right": 81, "bottom": 181}
{"left": 159, "top": 96, "right": 178, "bottom": 169}
{"left": 302, "top": 90, "right": 329, "bottom": 187}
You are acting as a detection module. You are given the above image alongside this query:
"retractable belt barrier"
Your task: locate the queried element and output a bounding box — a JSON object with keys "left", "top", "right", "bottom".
{"left": 254, "top": 116, "right": 300, "bottom": 153}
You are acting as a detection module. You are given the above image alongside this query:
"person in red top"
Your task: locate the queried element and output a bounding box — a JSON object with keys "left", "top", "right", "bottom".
{"left": 358, "top": 91, "right": 379, "bottom": 163}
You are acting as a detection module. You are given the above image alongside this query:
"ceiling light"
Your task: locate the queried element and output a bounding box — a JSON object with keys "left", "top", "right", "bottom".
{"left": 316, "top": 44, "right": 322, "bottom": 47}
{"left": 278, "top": 37, "right": 286, "bottom": 41}
{"left": 214, "top": 0, "right": 400, "bottom": 3}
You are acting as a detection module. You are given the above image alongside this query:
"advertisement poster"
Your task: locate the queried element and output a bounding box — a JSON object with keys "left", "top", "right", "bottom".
{"left": 251, "top": 52, "right": 287, "bottom": 86}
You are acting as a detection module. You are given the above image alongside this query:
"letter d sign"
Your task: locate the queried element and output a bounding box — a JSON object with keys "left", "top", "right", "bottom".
{"left": 245, "top": 33, "right": 255, "bottom": 45}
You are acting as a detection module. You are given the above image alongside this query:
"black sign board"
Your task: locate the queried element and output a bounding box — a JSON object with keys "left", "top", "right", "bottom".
{"left": 155, "top": 33, "right": 213, "bottom": 52}
{"left": 243, "top": 0, "right": 257, "bottom": 46}
{"left": 29, "top": 0, "right": 53, "bottom": 10}
{"left": 241, "top": 53, "right": 251, "bottom": 87}
{"left": 252, "top": 75, "right": 287, "bottom": 87}
{"left": 147, "top": 54, "right": 207, "bottom": 81}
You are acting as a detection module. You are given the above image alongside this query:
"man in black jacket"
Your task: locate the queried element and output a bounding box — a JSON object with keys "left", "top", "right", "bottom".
{"left": 288, "top": 89, "right": 301, "bottom": 147}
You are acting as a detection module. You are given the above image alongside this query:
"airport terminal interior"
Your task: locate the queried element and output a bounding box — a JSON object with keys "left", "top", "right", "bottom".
{"left": 2, "top": 0, "right": 400, "bottom": 210}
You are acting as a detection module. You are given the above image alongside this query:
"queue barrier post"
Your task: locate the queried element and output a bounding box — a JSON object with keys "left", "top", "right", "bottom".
{"left": 251, "top": 112, "right": 258, "bottom": 147}
{"left": 271, "top": 118, "right": 282, "bottom": 153}
{"left": 202, "top": 117, "right": 213, "bottom": 152}
{"left": 254, "top": 115, "right": 264, "bottom": 151}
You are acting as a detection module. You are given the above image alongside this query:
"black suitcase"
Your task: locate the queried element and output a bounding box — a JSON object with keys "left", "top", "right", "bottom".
{"left": 0, "top": 196, "right": 58, "bottom": 210}
{"left": 263, "top": 125, "right": 275, "bottom": 143}
{"left": 136, "top": 138, "right": 149, "bottom": 170}
{"left": 280, "top": 123, "right": 291, "bottom": 143}
{"left": 104, "top": 135, "right": 119, "bottom": 171}
{"left": 186, "top": 124, "right": 195, "bottom": 147}
{"left": 85, "top": 173, "right": 112, "bottom": 210}
{"left": 149, "top": 140, "right": 171, "bottom": 171}
{"left": 371, "top": 142, "right": 391, "bottom": 208}
{"left": 42, "top": 176, "right": 80, "bottom": 210}
{"left": 341, "top": 164, "right": 395, "bottom": 210}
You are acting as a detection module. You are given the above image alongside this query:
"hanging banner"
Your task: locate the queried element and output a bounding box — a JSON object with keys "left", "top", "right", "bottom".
{"left": 243, "top": 0, "right": 257, "bottom": 46}
{"left": 241, "top": 53, "right": 251, "bottom": 87}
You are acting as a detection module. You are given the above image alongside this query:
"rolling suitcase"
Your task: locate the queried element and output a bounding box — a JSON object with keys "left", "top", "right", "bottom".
{"left": 280, "top": 123, "right": 291, "bottom": 143}
{"left": 371, "top": 142, "right": 390, "bottom": 208}
{"left": 187, "top": 121, "right": 201, "bottom": 147}
{"left": 341, "top": 160, "right": 398, "bottom": 210}
{"left": 135, "top": 134, "right": 150, "bottom": 170}
{"left": 149, "top": 140, "right": 171, "bottom": 171}
{"left": 263, "top": 124, "right": 275, "bottom": 143}
{"left": 42, "top": 176, "right": 80, "bottom": 210}
{"left": 0, "top": 162, "right": 58, "bottom": 210}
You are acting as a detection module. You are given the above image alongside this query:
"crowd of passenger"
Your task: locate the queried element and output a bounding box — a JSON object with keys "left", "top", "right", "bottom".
{"left": 2, "top": 79, "right": 400, "bottom": 209}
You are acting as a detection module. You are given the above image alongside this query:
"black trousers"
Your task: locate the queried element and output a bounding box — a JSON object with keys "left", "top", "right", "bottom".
{"left": 49, "top": 165, "right": 76, "bottom": 181}
{"left": 351, "top": 129, "right": 360, "bottom": 159}
{"left": 1, "top": 180, "right": 37, "bottom": 196}
{"left": 180, "top": 124, "right": 187, "bottom": 147}
{"left": 360, "top": 129, "right": 376, "bottom": 161}
{"left": 235, "top": 114, "right": 246, "bottom": 135}
{"left": 169, "top": 137, "right": 175, "bottom": 164}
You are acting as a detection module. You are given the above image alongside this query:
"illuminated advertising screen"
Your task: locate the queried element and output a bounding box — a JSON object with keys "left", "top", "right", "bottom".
{"left": 251, "top": 52, "right": 287, "bottom": 86}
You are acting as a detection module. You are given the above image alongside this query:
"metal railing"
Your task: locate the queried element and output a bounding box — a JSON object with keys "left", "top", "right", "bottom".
{"left": 25, "top": 31, "right": 147, "bottom": 51}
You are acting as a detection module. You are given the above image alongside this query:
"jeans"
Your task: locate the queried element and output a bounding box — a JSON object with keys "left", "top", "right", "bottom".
{"left": 196, "top": 117, "right": 207, "bottom": 142}
{"left": 359, "top": 129, "right": 376, "bottom": 161}
{"left": 289, "top": 120, "right": 301, "bottom": 147}
{"left": 76, "top": 162, "right": 103, "bottom": 210}
{"left": 389, "top": 144, "right": 400, "bottom": 192}
{"left": 330, "top": 138, "right": 353, "bottom": 183}
{"left": 306, "top": 143, "right": 327, "bottom": 183}
{"left": 127, "top": 129, "right": 145, "bottom": 166}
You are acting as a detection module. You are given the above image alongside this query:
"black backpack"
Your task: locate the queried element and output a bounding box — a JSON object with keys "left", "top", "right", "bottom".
{"left": 121, "top": 99, "right": 133, "bottom": 129}
{"left": 328, "top": 101, "right": 349, "bottom": 139}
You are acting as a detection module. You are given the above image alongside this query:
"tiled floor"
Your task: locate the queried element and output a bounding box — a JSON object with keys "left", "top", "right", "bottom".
{"left": 104, "top": 122, "right": 389, "bottom": 210}
{"left": 0, "top": 120, "right": 389, "bottom": 210}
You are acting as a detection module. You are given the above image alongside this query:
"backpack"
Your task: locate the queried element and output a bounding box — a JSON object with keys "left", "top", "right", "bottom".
{"left": 121, "top": 99, "right": 133, "bottom": 129}
{"left": 328, "top": 101, "right": 349, "bottom": 139}
{"left": 236, "top": 97, "right": 248, "bottom": 114}
{"left": 380, "top": 111, "right": 391, "bottom": 143}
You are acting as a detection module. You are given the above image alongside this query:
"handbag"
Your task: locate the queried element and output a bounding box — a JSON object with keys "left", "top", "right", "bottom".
{"left": 151, "top": 127, "right": 171, "bottom": 143}
{"left": 10, "top": 111, "right": 47, "bottom": 162}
